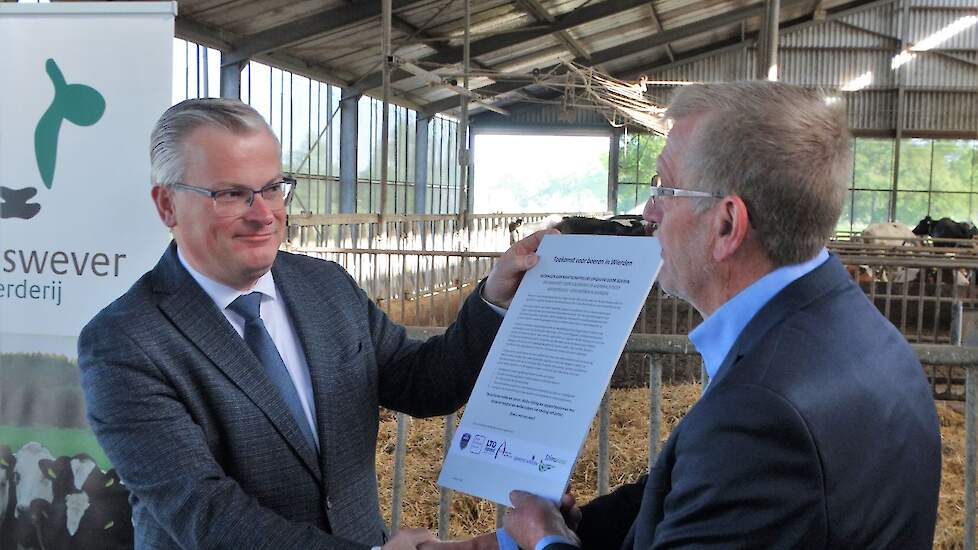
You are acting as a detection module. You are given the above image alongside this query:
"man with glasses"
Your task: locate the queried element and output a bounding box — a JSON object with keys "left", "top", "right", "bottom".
{"left": 498, "top": 81, "right": 941, "bottom": 549}
{"left": 78, "top": 98, "right": 543, "bottom": 550}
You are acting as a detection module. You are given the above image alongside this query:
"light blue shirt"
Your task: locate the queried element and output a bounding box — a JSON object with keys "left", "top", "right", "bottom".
{"left": 497, "top": 528, "right": 573, "bottom": 550}
{"left": 689, "top": 248, "right": 830, "bottom": 382}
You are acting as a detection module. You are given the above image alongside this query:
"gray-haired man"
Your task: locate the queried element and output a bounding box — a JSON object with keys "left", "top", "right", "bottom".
{"left": 501, "top": 81, "right": 941, "bottom": 550}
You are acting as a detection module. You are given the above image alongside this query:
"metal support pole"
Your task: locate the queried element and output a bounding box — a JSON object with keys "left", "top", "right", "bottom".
{"left": 339, "top": 88, "right": 360, "bottom": 215}
{"left": 380, "top": 0, "right": 392, "bottom": 227}
{"left": 598, "top": 391, "right": 610, "bottom": 495}
{"left": 890, "top": 0, "right": 911, "bottom": 222}
{"left": 391, "top": 412, "right": 410, "bottom": 532}
{"left": 415, "top": 116, "right": 431, "bottom": 215}
{"left": 967, "top": 363, "right": 977, "bottom": 550}
{"left": 456, "top": 0, "right": 471, "bottom": 228}
{"left": 608, "top": 128, "right": 621, "bottom": 213}
{"left": 438, "top": 413, "right": 456, "bottom": 539}
{"left": 765, "top": 0, "right": 780, "bottom": 80}
{"left": 955, "top": 302, "right": 978, "bottom": 550}
{"left": 339, "top": 88, "right": 360, "bottom": 247}
{"left": 219, "top": 53, "right": 245, "bottom": 99}
{"left": 467, "top": 128, "right": 476, "bottom": 218}
{"left": 648, "top": 355, "right": 663, "bottom": 468}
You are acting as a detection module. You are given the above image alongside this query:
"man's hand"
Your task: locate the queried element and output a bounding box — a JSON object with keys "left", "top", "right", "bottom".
{"left": 419, "top": 532, "right": 499, "bottom": 550}
{"left": 559, "top": 492, "right": 582, "bottom": 532}
{"left": 484, "top": 229, "right": 559, "bottom": 308}
{"left": 383, "top": 528, "right": 438, "bottom": 550}
{"left": 503, "top": 490, "right": 580, "bottom": 550}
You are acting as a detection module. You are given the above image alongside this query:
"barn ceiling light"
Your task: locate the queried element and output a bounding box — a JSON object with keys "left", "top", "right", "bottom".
{"left": 840, "top": 71, "right": 873, "bottom": 92}
{"left": 891, "top": 15, "right": 978, "bottom": 70}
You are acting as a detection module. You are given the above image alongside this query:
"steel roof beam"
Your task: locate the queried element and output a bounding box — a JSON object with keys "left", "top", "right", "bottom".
{"left": 421, "top": 1, "right": 769, "bottom": 116}
{"left": 617, "top": 0, "right": 899, "bottom": 79}
{"left": 221, "top": 0, "right": 424, "bottom": 66}
{"left": 515, "top": 0, "right": 591, "bottom": 60}
{"left": 349, "top": 0, "right": 652, "bottom": 96}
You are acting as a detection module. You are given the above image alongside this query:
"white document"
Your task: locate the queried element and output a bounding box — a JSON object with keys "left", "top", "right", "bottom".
{"left": 438, "top": 234, "right": 663, "bottom": 505}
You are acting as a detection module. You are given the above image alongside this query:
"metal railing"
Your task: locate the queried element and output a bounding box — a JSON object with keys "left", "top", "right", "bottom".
{"left": 398, "top": 329, "right": 978, "bottom": 549}
{"left": 293, "top": 244, "right": 978, "bottom": 399}
{"left": 287, "top": 211, "right": 608, "bottom": 252}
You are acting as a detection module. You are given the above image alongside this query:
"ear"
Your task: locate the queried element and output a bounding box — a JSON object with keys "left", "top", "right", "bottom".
{"left": 711, "top": 196, "right": 751, "bottom": 262}
{"left": 151, "top": 185, "right": 177, "bottom": 228}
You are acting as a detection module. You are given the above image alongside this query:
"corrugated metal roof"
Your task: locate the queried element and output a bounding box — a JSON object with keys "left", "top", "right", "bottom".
{"left": 167, "top": 0, "right": 975, "bottom": 136}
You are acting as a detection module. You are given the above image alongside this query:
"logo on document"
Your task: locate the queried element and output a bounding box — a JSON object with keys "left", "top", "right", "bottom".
{"left": 538, "top": 462, "right": 554, "bottom": 472}
{"left": 470, "top": 435, "right": 485, "bottom": 454}
{"left": 459, "top": 433, "right": 471, "bottom": 450}
{"left": 2, "top": 59, "right": 105, "bottom": 221}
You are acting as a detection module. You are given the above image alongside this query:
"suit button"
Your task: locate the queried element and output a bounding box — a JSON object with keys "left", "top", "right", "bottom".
{"left": 326, "top": 497, "right": 333, "bottom": 510}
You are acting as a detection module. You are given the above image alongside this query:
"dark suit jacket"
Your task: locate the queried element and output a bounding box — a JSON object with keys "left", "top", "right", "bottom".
{"left": 566, "top": 256, "right": 941, "bottom": 550}
{"left": 78, "top": 243, "right": 502, "bottom": 549}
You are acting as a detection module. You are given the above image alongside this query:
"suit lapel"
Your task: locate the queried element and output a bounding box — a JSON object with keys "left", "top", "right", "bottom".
{"left": 152, "top": 243, "right": 322, "bottom": 482}
{"left": 273, "top": 254, "right": 356, "bottom": 481}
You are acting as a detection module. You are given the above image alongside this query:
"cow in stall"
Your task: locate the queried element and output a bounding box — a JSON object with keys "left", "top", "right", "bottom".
{"left": 510, "top": 214, "right": 649, "bottom": 242}
{"left": 851, "top": 222, "right": 920, "bottom": 284}
{"left": 912, "top": 216, "right": 976, "bottom": 285}
{"left": 913, "top": 215, "right": 978, "bottom": 245}
{"left": 508, "top": 218, "right": 524, "bottom": 245}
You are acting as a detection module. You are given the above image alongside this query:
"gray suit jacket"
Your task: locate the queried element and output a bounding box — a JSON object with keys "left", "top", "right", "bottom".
{"left": 79, "top": 243, "right": 502, "bottom": 549}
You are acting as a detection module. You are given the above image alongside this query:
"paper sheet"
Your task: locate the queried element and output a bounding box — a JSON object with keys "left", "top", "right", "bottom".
{"left": 438, "top": 234, "right": 663, "bottom": 505}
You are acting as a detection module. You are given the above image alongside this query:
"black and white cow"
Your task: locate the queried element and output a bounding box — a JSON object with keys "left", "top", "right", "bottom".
{"left": 513, "top": 214, "right": 649, "bottom": 241}
{"left": 7, "top": 444, "right": 133, "bottom": 550}
{"left": 913, "top": 215, "right": 978, "bottom": 244}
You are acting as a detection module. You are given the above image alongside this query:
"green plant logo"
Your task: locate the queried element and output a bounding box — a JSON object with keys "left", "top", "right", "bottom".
{"left": 1, "top": 59, "right": 106, "bottom": 220}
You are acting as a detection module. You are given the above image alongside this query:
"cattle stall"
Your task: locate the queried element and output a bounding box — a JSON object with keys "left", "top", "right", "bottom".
{"left": 287, "top": 212, "right": 608, "bottom": 253}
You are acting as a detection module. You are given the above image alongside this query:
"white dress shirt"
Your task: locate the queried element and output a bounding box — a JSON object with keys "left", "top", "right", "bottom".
{"left": 177, "top": 250, "right": 319, "bottom": 448}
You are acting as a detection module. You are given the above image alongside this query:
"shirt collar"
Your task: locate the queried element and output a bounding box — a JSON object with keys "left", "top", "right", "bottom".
{"left": 176, "top": 247, "right": 278, "bottom": 311}
{"left": 688, "top": 248, "right": 830, "bottom": 380}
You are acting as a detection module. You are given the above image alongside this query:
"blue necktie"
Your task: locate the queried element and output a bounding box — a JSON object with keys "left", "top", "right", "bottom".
{"left": 228, "top": 292, "right": 318, "bottom": 453}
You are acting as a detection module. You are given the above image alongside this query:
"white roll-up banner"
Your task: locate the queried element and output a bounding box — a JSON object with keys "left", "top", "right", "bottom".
{"left": 0, "top": 3, "right": 175, "bottom": 548}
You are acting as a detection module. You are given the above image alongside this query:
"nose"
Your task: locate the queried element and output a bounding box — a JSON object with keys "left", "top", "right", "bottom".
{"left": 643, "top": 196, "right": 661, "bottom": 225}
{"left": 243, "top": 193, "right": 276, "bottom": 222}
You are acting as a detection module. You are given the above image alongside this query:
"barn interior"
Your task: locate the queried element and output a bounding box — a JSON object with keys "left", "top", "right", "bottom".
{"left": 8, "top": 0, "right": 978, "bottom": 546}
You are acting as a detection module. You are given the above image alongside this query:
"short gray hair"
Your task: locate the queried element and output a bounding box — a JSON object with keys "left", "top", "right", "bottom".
{"left": 149, "top": 98, "right": 276, "bottom": 186}
{"left": 666, "top": 81, "right": 852, "bottom": 266}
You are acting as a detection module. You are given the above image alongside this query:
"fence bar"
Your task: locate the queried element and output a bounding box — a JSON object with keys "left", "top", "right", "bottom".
{"left": 967, "top": 365, "right": 976, "bottom": 550}
{"left": 597, "top": 392, "right": 610, "bottom": 495}
{"left": 953, "top": 301, "right": 977, "bottom": 550}
{"left": 649, "top": 355, "right": 663, "bottom": 469}
{"left": 390, "top": 412, "right": 410, "bottom": 531}
{"left": 439, "top": 413, "right": 456, "bottom": 539}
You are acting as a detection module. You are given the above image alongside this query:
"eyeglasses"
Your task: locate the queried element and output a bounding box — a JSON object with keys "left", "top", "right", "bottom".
{"left": 649, "top": 175, "right": 722, "bottom": 206}
{"left": 170, "top": 177, "right": 297, "bottom": 216}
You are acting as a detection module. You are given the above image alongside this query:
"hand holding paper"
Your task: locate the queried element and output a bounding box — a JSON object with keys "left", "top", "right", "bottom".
{"left": 483, "top": 229, "right": 559, "bottom": 309}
